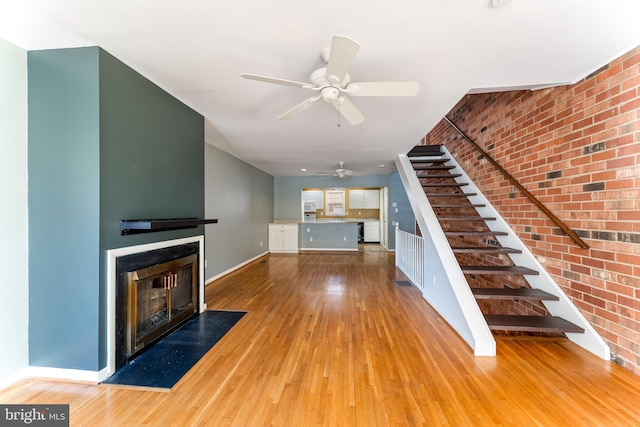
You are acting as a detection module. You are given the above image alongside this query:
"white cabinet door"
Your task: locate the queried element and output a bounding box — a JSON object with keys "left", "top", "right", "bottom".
{"left": 269, "top": 224, "right": 299, "bottom": 253}
{"left": 350, "top": 189, "right": 379, "bottom": 209}
{"left": 302, "top": 191, "right": 315, "bottom": 203}
{"left": 314, "top": 191, "right": 324, "bottom": 209}
{"left": 303, "top": 191, "right": 324, "bottom": 210}
{"left": 363, "top": 189, "right": 380, "bottom": 208}
{"left": 363, "top": 221, "right": 380, "bottom": 242}
{"left": 349, "top": 190, "right": 365, "bottom": 209}
{"left": 268, "top": 224, "right": 284, "bottom": 250}
{"left": 282, "top": 226, "right": 298, "bottom": 250}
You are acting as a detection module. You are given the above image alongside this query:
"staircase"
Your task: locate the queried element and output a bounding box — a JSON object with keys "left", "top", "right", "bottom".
{"left": 406, "top": 144, "right": 585, "bottom": 335}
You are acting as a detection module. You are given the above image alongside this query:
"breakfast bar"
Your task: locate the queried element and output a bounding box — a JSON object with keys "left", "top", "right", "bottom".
{"left": 299, "top": 220, "right": 359, "bottom": 251}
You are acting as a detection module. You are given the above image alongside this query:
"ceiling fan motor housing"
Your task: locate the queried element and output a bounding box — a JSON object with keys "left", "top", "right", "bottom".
{"left": 310, "top": 67, "right": 351, "bottom": 89}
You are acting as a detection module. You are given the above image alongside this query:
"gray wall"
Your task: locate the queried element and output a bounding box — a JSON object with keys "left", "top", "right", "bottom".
{"left": 28, "top": 47, "right": 204, "bottom": 371}
{"left": 204, "top": 144, "right": 273, "bottom": 281}
{"left": 273, "top": 173, "right": 414, "bottom": 249}
{"left": 0, "top": 38, "right": 29, "bottom": 383}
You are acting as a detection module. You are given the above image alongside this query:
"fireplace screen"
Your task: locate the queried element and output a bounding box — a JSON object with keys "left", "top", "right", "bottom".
{"left": 126, "top": 254, "right": 198, "bottom": 357}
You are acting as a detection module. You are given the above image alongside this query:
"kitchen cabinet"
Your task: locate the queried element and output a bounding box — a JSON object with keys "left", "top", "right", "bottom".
{"left": 363, "top": 220, "right": 380, "bottom": 242}
{"left": 269, "top": 224, "right": 299, "bottom": 253}
{"left": 349, "top": 189, "right": 379, "bottom": 209}
{"left": 302, "top": 190, "right": 323, "bottom": 210}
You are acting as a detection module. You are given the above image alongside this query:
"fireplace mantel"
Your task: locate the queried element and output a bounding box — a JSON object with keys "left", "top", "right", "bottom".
{"left": 120, "top": 218, "right": 218, "bottom": 235}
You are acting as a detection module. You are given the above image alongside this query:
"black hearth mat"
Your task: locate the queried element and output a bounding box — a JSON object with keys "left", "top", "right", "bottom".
{"left": 102, "top": 310, "right": 246, "bottom": 389}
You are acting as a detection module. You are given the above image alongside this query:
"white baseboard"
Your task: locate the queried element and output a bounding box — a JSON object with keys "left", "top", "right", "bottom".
{"left": 0, "top": 366, "right": 109, "bottom": 390}
{"left": 205, "top": 251, "right": 269, "bottom": 285}
{"left": 299, "top": 248, "right": 358, "bottom": 251}
{"left": 24, "top": 366, "right": 105, "bottom": 384}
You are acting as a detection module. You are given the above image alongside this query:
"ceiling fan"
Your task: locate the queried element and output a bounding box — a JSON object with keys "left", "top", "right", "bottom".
{"left": 241, "top": 35, "right": 420, "bottom": 125}
{"left": 317, "top": 161, "right": 363, "bottom": 179}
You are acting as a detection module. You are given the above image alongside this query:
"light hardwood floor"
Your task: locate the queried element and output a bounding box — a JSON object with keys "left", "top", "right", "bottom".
{"left": 2, "top": 248, "right": 640, "bottom": 426}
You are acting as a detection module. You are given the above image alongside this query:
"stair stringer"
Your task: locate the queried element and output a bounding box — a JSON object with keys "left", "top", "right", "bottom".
{"left": 396, "top": 154, "right": 496, "bottom": 356}
{"left": 441, "top": 146, "right": 610, "bottom": 360}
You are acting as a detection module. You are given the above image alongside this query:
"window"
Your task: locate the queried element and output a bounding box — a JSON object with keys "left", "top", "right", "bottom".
{"left": 325, "top": 190, "right": 345, "bottom": 216}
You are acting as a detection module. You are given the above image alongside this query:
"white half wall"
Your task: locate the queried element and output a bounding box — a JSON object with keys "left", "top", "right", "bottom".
{"left": 0, "top": 37, "right": 28, "bottom": 385}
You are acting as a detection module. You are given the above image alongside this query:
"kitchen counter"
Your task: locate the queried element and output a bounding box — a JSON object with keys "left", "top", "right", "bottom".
{"left": 303, "top": 218, "right": 379, "bottom": 223}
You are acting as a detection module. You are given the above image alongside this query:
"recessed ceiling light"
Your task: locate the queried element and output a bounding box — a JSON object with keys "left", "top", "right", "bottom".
{"left": 379, "top": 164, "right": 385, "bottom": 168}
{"left": 301, "top": 168, "right": 307, "bottom": 172}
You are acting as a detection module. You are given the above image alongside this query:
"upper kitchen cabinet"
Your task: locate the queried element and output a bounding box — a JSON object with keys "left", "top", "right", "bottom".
{"left": 302, "top": 190, "right": 323, "bottom": 210}
{"left": 349, "top": 189, "right": 380, "bottom": 209}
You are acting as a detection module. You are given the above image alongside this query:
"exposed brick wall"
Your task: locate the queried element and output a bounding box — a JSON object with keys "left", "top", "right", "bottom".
{"left": 422, "top": 45, "right": 640, "bottom": 374}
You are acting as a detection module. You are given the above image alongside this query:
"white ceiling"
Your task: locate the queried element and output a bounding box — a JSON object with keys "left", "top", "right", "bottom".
{"left": 2, "top": 0, "right": 640, "bottom": 177}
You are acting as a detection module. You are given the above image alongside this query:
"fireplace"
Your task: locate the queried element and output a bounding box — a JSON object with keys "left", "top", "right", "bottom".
{"left": 112, "top": 240, "right": 201, "bottom": 371}
{"left": 126, "top": 254, "right": 197, "bottom": 358}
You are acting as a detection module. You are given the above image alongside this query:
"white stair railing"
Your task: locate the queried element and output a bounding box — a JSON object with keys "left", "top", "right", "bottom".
{"left": 395, "top": 227, "right": 424, "bottom": 292}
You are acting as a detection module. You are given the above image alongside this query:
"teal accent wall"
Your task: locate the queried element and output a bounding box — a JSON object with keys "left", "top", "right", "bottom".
{"left": 28, "top": 47, "right": 101, "bottom": 370}
{"left": 204, "top": 144, "right": 273, "bottom": 281}
{"left": 28, "top": 47, "right": 204, "bottom": 371}
{"left": 273, "top": 173, "right": 414, "bottom": 249}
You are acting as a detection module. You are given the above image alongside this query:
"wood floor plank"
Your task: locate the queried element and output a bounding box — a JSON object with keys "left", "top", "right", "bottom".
{"left": 1, "top": 248, "right": 640, "bottom": 425}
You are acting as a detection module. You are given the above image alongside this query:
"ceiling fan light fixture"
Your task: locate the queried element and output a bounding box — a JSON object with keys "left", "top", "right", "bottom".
{"left": 321, "top": 87, "right": 340, "bottom": 103}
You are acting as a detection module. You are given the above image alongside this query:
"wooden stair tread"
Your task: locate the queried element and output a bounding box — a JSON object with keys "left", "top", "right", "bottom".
{"left": 410, "top": 158, "right": 450, "bottom": 163}
{"left": 437, "top": 216, "right": 496, "bottom": 221}
{"left": 451, "top": 246, "right": 521, "bottom": 254}
{"left": 445, "top": 230, "right": 509, "bottom": 236}
{"left": 432, "top": 204, "right": 486, "bottom": 208}
{"left": 472, "top": 287, "right": 558, "bottom": 301}
{"left": 407, "top": 146, "right": 444, "bottom": 156}
{"left": 460, "top": 265, "right": 539, "bottom": 275}
{"left": 424, "top": 192, "right": 477, "bottom": 197}
{"left": 417, "top": 173, "right": 463, "bottom": 178}
{"left": 484, "top": 315, "right": 584, "bottom": 334}
{"left": 412, "top": 165, "right": 456, "bottom": 170}
{"left": 421, "top": 183, "right": 469, "bottom": 187}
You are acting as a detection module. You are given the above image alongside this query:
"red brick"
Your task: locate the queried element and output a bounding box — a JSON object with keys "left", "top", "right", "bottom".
{"left": 623, "top": 52, "right": 640, "bottom": 69}
{"left": 425, "top": 46, "right": 640, "bottom": 376}
{"left": 621, "top": 97, "right": 640, "bottom": 114}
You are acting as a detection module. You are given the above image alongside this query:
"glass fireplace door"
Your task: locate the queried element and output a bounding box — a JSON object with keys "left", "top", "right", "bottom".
{"left": 126, "top": 254, "right": 198, "bottom": 358}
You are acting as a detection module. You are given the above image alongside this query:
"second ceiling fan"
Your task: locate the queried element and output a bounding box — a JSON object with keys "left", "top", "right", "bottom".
{"left": 241, "top": 35, "right": 420, "bottom": 125}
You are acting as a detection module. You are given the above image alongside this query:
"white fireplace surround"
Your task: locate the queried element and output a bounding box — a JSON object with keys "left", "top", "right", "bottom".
{"left": 105, "top": 235, "right": 205, "bottom": 379}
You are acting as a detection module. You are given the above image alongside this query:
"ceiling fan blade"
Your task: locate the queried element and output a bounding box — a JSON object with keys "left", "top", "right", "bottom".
{"left": 241, "top": 73, "right": 312, "bottom": 89}
{"left": 347, "top": 81, "right": 420, "bottom": 96}
{"left": 325, "top": 36, "right": 360, "bottom": 85}
{"left": 333, "top": 97, "right": 365, "bottom": 125}
{"left": 278, "top": 96, "right": 321, "bottom": 120}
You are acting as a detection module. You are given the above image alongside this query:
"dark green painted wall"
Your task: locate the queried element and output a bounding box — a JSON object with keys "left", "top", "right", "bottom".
{"left": 98, "top": 49, "right": 204, "bottom": 251}
{"left": 28, "top": 47, "right": 204, "bottom": 371}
